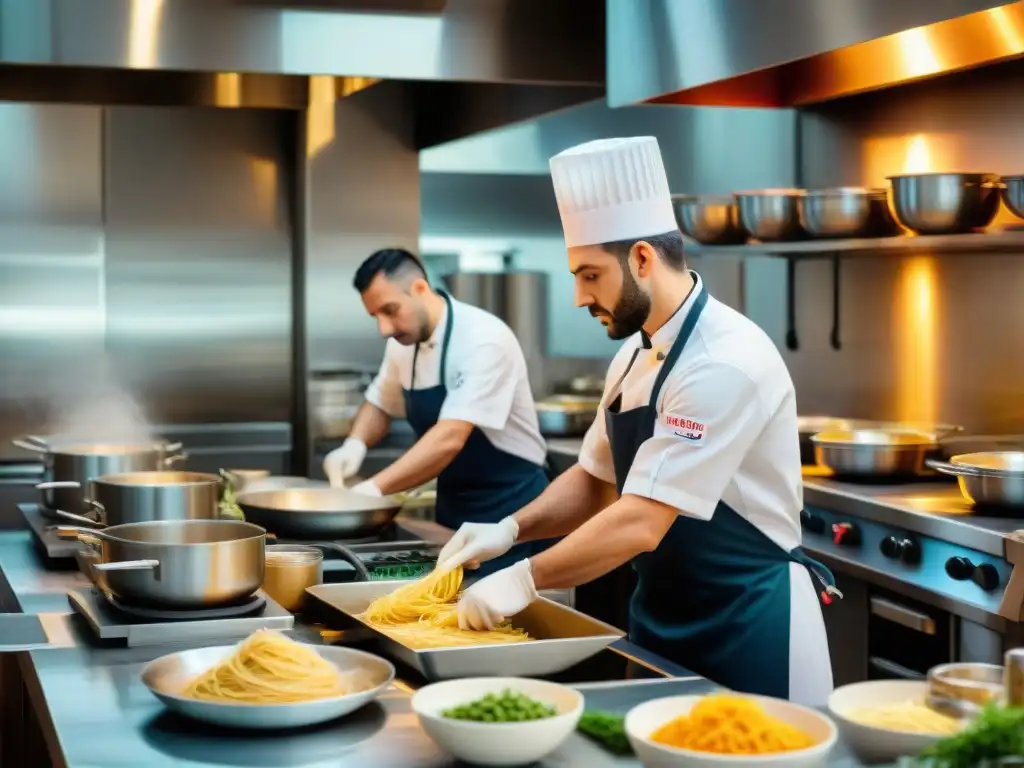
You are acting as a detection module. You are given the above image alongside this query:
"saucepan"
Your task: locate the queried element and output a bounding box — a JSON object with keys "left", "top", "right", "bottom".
{"left": 59, "top": 519, "right": 266, "bottom": 608}
{"left": 235, "top": 487, "right": 403, "bottom": 539}
{"left": 42, "top": 471, "right": 221, "bottom": 528}
{"left": 811, "top": 425, "right": 964, "bottom": 479}
{"left": 15, "top": 435, "right": 187, "bottom": 513}
{"left": 926, "top": 452, "right": 1024, "bottom": 510}
{"left": 536, "top": 395, "right": 601, "bottom": 437}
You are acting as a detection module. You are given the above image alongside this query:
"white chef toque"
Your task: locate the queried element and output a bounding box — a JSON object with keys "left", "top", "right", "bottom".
{"left": 549, "top": 136, "right": 678, "bottom": 248}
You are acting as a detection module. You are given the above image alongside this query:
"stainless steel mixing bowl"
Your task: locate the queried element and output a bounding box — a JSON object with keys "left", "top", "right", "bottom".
{"left": 1001, "top": 174, "right": 1024, "bottom": 220}
{"left": 672, "top": 195, "right": 747, "bottom": 245}
{"left": 799, "top": 187, "right": 900, "bottom": 239}
{"left": 734, "top": 189, "right": 806, "bottom": 241}
{"left": 887, "top": 173, "right": 1002, "bottom": 235}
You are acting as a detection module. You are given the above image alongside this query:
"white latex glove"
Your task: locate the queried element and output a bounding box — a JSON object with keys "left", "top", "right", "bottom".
{"left": 323, "top": 439, "right": 367, "bottom": 487}
{"left": 436, "top": 517, "right": 518, "bottom": 572}
{"left": 350, "top": 479, "right": 381, "bottom": 497}
{"left": 457, "top": 559, "right": 538, "bottom": 631}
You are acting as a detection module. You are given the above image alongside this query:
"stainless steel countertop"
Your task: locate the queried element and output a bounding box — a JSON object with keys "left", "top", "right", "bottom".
{"left": 545, "top": 440, "right": 1023, "bottom": 557}
{"left": 0, "top": 526, "right": 868, "bottom": 767}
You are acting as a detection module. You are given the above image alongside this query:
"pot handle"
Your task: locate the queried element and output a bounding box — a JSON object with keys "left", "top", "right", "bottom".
{"left": 164, "top": 441, "right": 184, "bottom": 453}
{"left": 92, "top": 559, "right": 159, "bottom": 572}
{"left": 52, "top": 508, "right": 104, "bottom": 527}
{"left": 36, "top": 481, "right": 82, "bottom": 490}
{"left": 49, "top": 525, "right": 117, "bottom": 542}
{"left": 12, "top": 439, "right": 47, "bottom": 453}
{"left": 164, "top": 452, "right": 188, "bottom": 467}
{"left": 925, "top": 458, "right": 985, "bottom": 477}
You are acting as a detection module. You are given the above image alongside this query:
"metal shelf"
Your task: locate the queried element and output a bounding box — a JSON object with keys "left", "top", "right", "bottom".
{"left": 687, "top": 229, "right": 1024, "bottom": 258}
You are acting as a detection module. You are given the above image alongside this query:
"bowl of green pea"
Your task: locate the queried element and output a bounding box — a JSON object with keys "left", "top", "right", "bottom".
{"left": 411, "top": 677, "right": 584, "bottom": 766}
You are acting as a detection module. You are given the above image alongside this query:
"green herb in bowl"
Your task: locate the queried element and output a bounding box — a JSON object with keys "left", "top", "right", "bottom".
{"left": 915, "top": 702, "right": 1024, "bottom": 767}
{"left": 442, "top": 689, "right": 557, "bottom": 723}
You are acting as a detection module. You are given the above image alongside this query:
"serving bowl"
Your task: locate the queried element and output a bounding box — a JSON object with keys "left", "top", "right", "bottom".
{"left": 672, "top": 195, "right": 747, "bottom": 245}
{"left": 827, "top": 680, "right": 964, "bottom": 763}
{"left": 411, "top": 676, "right": 583, "bottom": 766}
{"left": 887, "top": 172, "right": 1002, "bottom": 235}
{"left": 141, "top": 643, "right": 395, "bottom": 729}
{"left": 734, "top": 189, "right": 806, "bottom": 242}
{"left": 625, "top": 694, "right": 837, "bottom": 767}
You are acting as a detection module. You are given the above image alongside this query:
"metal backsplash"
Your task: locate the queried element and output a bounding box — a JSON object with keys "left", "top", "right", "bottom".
{"left": 786, "top": 59, "right": 1024, "bottom": 431}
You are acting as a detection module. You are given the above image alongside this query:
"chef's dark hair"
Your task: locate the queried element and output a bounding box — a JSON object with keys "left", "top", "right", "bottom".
{"left": 601, "top": 230, "right": 686, "bottom": 271}
{"left": 353, "top": 248, "right": 428, "bottom": 292}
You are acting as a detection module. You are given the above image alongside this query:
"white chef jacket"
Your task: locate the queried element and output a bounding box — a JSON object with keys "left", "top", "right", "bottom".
{"left": 578, "top": 272, "right": 833, "bottom": 706}
{"left": 365, "top": 296, "right": 547, "bottom": 467}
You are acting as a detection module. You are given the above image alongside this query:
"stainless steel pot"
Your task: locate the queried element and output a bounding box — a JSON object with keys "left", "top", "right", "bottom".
{"left": 888, "top": 173, "right": 1003, "bottom": 235}
{"left": 309, "top": 370, "right": 371, "bottom": 439}
{"left": 43, "top": 471, "right": 221, "bottom": 528}
{"left": 235, "top": 487, "right": 402, "bottom": 538}
{"left": 536, "top": 395, "right": 601, "bottom": 437}
{"left": 811, "top": 429, "right": 940, "bottom": 478}
{"left": 66, "top": 519, "right": 266, "bottom": 608}
{"left": 798, "top": 187, "right": 900, "bottom": 239}
{"left": 927, "top": 452, "right": 1024, "bottom": 509}
{"left": 672, "top": 195, "right": 747, "bottom": 245}
{"left": 734, "top": 189, "right": 806, "bottom": 242}
{"left": 15, "top": 437, "right": 187, "bottom": 513}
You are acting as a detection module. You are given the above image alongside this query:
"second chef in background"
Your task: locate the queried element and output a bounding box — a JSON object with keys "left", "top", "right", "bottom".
{"left": 323, "top": 248, "right": 554, "bottom": 577}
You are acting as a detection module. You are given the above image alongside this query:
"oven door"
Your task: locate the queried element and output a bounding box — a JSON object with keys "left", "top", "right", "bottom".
{"left": 866, "top": 588, "right": 954, "bottom": 680}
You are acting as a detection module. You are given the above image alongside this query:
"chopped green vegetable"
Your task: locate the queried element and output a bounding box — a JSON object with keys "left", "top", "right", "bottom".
{"left": 916, "top": 702, "right": 1024, "bottom": 767}
{"left": 577, "top": 709, "right": 632, "bottom": 755}
{"left": 442, "top": 689, "right": 557, "bottom": 723}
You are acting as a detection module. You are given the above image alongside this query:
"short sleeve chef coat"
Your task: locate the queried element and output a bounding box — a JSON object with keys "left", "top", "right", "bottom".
{"left": 364, "top": 296, "right": 548, "bottom": 467}
{"left": 578, "top": 274, "right": 804, "bottom": 552}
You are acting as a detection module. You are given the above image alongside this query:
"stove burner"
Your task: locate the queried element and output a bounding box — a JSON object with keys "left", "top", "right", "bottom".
{"left": 102, "top": 591, "right": 267, "bottom": 621}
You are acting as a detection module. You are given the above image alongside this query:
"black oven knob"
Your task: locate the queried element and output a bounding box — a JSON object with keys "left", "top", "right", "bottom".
{"left": 800, "top": 509, "right": 826, "bottom": 534}
{"left": 880, "top": 534, "right": 921, "bottom": 565}
{"left": 945, "top": 556, "right": 974, "bottom": 580}
{"left": 973, "top": 563, "right": 1000, "bottom": 591}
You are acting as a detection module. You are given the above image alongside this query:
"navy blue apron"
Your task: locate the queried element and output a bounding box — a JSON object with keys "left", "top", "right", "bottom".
{"left": 606, "top": 282, "right": 837, "bottom": 699}
{"left": 403, "top": 292, "right": 553, "bottom": 579}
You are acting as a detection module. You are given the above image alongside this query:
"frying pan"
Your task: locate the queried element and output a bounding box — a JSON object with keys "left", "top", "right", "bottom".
{"left": 234, "top": 487, "right": 403, "bottom": 539}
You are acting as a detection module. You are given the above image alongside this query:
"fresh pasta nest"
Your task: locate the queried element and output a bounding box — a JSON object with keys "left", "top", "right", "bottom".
{"left": 360, "top": 565, "right": 533, "bottom": 649}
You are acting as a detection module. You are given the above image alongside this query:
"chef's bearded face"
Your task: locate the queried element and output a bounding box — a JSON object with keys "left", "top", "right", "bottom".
{"left": 568, "top": 231, "right": 686, "bottom": 340}
{"left": 356, "top": 250, "right": 433, "bottom": 346}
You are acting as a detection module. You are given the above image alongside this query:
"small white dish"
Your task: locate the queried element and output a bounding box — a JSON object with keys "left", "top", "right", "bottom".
{"left": 625, "top": 694, "right": 837, "bottom": 767}
{"left": 828, "top": 680, "right": 962, "bottom": 763}
{"left": 410, "top": 676, "right": 583, "bottom": 766}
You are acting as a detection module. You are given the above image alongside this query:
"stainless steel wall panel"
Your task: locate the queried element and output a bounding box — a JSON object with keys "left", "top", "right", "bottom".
{"left": 103, "top": 106, "right": 292, "bottom": 424}
{"left": 0, "top": 104, "right": 104, "bottom": 459}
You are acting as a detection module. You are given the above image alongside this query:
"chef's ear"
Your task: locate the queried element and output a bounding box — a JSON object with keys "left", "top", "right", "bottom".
{"left": 408, "top": 276, "right": 432, "bottom": 297}
{"left": 628, "top": 240, "right": 658, "bottom": 278}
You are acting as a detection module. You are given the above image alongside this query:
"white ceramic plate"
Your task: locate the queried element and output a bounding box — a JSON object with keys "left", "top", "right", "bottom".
{"left": 411, "top": 676, "right": 583, "bottom": 767}
{"left": 141, "top": 642, "right": 395, "bottom": 729}
{"left": 625, "top": 693, "right": 838, "bottom": 767}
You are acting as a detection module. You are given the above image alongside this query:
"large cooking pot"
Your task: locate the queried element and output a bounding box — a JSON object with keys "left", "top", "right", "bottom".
{"left": 14, "top": 436, "right": 187, "bottom": 513}
{"left": 235, "top": 487, "right": 402, "bottom": 539}
{"left": 44, "top": 471, "right": 221, "bottom": 528}
{"left": 64, "top": 519, "right": 265, "bottom": 608}
{"left": 927, "top": 452, "right": 1024, "bottom": 510}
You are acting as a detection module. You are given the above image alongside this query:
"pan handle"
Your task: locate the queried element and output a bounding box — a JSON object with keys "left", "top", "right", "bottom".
{"left": 164, "top": 452, "right": 189, "bottom": 467}
{"left": 163, "top": 441, "right": 184, "bottom": 453}
{"left": 92, "top": 560, "right": 159, "bottom": 572}
{"left": 13, "top": 440, "right": 47, "bottom": 454}
{"left": 49, "top": 525, "right": 118, "bottom": 542}
{"left": 926, "top": 459, "right": 986, "bottom": 477}
{"left": 52, "top": 508, "right": 104, "bottom": 527}
{"left": 36, "top": 481, "right": 82, "bottom": 490}
{"left": 310, "top": 543, "right": 372, "bottom": 582}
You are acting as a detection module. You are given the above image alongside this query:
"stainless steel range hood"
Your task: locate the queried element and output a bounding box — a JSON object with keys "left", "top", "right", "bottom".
{"left": 0, "top": 0, "right": 604, "bottom": 147}
{"left": 607, "top": 0, "right": 1024, "bottom": 107}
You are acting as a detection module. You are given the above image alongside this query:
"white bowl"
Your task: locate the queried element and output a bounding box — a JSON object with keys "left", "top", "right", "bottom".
{"left": 625, "top": 694, "right": 837, "bottom": 767}
{"left": 828, "top": 680, "right": 961, "bottom": 763}
{"left": 410, "top": 677, "right": 583, "bottom": 766}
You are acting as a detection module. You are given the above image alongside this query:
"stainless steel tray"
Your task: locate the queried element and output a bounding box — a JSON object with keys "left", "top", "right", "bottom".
{"left": 306, "top": 581, "right": 624, "bottom": 680}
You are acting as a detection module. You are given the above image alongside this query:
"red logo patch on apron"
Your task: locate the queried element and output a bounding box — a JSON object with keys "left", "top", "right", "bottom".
{"left": 662, "top": 414, "right": 706, "bottom": 443}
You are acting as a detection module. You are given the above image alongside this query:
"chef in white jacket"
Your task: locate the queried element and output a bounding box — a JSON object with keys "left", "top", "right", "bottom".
{"left": 323, "top": 248, "right": 554, "bottom": 578}
{"left": 437, "top": 138, "right": 836, "bottom": 705}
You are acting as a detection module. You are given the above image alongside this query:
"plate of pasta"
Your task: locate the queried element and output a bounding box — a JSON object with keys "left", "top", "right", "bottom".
{"left": 305, "top": 565, "right": 623, "bottom": 680}
{"left": 140, "top": 630, "right": 395, "bottom": 729}
{"left": 827, "top": 680, "right": 966, "bottom": 763}
{"left": 624, "top": 692, "right": 838, "bottom": 766}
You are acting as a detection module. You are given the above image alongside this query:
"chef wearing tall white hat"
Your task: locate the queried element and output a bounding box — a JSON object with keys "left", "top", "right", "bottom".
{"left": 436, "top": 137, "right": 836, "bottom": 706}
